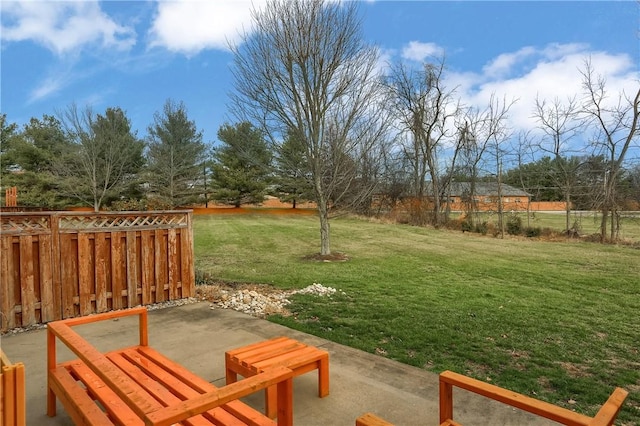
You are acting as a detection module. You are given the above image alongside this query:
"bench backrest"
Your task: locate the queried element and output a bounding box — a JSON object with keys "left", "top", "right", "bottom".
{"left": 439, "top": 370, "right": 628, "bottom": 426}
{"left": 47, "top": 307, "right": 156, "bottom": 418}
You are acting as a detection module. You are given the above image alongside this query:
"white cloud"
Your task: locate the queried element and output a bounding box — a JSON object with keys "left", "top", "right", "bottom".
{"left": 452, "top": 44, "right": 638, "bottom": 134}
{"left": 148, "top": 0, "right": 268, "bottom": 55}
{"left": 401, "top": 41, "right": 444, "bottom": 62}
{"left": 0, "top": 1, "right": 136, "bottom": 55}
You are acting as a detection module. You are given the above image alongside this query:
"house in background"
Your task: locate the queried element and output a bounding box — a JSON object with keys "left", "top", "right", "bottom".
{"left": 446, "top": 182, "right": 532, "bottom": 212}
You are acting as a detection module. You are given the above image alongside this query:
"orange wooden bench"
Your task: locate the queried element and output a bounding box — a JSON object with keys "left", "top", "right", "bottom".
{"left": 356, "top": 370, "right": 628, "bottom": 426}
{"left": 1, "top": 349, "right": 26, "bottom": 426}
{"left": 47, "top": 307, "right": 296, "bottom": 426}
{"left": 225, "top": 336, "right": 329, "bottom": 419}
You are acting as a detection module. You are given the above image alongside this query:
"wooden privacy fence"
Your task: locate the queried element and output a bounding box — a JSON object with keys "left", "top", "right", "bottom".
{"left": 0, "top": 211, "right": 195, "bottom": 331}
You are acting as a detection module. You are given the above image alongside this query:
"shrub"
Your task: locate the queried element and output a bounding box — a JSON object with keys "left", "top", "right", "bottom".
{"left": 475, "top": 221, "right": 489, "bottom": 235}
{"left": 524, "top": 227, "right": 542, "bottom": 237}
{"left": 507, "top": 215, "right": 523, "bottom": 235}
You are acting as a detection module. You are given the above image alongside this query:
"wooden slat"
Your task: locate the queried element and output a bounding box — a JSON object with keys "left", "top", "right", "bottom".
{"left": 180, "top": 219, "right": 195, "bottom": 298}
{"left": 78, "top": 233, "right": 93, "bottom": 316}
{"left": 111, "top": 231, "right": 124, "bottom": 310}
{"left": 49, "top": 213, "right": 62, "bottom": 322}
{"left": 3, "top": 364, "right": 17, "bottom": 426}
{"left": 126, "top": 231, "right": 138, "bottom": 308}
{"left": 94, "top": 232, "right": 109, "bottom": 313}
{"left": 140, "top": 231, "right": 153, "bottom": 305}
{"left": 48, "top": 321, "right": 163, "bottom": 419}
{"left": 60, "top": 234, "right": 78, "bottom": 319}
{"left": 19, "top": 235, "right": 36, "bottom": 325}
{"left": 154, "top": 229, "right": 166, "bottom": 303}
{"left": 49, "top": 366, "right": 116, "bottom": 426}
{"left": 39, "top": 234, "right": 55, "bottom": 322}
{"left": 1, "top": 236, "right": 16, "bottom": 330}
{"left": 14, "top": 362, "right": 25, "bottom": 426}
{"left": 137, "top": 347, "right": 268, "bottom": 426}
{"left": 355, "top": 413, "right": 395, "bottom": 426}
{"left": 439, "top": 371, "right": 594, "bottom": 426}
{"left": 108, "top": 352, "right": 214, "bottom": 426}
{"left": 66, "top": 361, "right": 145, "bottom": 426}
{"left": 144, "top": 366, "right": 293, "bottom": 426}
{"left": 588, "top": 388, "right": 629, "bottom": 426}
{"left": 167, "top": 229, "right": 178, "bottom": 300}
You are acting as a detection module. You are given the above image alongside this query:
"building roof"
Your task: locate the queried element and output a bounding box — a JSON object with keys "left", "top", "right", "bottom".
{"left": 447, "top": 182, "right": 530, "bottom": 197}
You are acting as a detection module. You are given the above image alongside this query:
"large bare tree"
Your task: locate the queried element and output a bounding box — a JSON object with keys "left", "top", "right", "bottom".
{"left": 580, "top": 59, "right": 640, "bottom": 241}
{"left": 231, "top": 0, "right": 388, "bottom": 256}
{"left": 456, "top": 94, "right": 514, "bottom": 227}
{"left": 385, "top": 58, "right": 459, "bottom": 226}
{"left": 59, "top": 104, "right": 144, "bottom": 211}
{"left": 532, "top": 95, "right": 584, "bottom": 234}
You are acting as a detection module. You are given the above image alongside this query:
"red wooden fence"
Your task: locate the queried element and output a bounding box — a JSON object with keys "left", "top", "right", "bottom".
{"left": 0, "top": 211, "right": 195, "bottom": 331}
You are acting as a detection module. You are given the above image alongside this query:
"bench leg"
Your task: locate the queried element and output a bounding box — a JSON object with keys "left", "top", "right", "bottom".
{"left": 318, "top": 356, "right": 329, "bottom": 398}
{"left": 226, "top": 367, "right": 238, "bottom": 385}
{"left": 265, "top": 385, "right": 278, "bottom": 419}
{"left": 47, "top": 387, "right": 56, "bottom": 417}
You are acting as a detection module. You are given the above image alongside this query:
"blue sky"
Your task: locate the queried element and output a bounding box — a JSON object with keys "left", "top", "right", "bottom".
{"left": 1, "top": 1, "right": 638, "bottom": 148}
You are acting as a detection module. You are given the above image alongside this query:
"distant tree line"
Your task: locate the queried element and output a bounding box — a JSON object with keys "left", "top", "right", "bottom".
{"left": 1, "top": 0, "right": 638, "bottom": 248}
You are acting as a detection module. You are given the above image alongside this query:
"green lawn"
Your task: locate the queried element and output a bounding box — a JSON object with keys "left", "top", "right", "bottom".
{"left": 193, "top": 213, "right": 640, "bottom": 423}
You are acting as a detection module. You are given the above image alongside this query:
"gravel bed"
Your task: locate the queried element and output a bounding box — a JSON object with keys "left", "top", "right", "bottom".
{"left": 196, "top": 282, "right": 345, "bottom": 318}
{"left": 1, "top": 283, "right": 343, "bottom": 335}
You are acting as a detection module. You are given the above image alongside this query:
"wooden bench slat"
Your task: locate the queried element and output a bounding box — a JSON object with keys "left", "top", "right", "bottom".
{"left": 224, "top": 337, "right": 292, "bottom": 358}
{"left": 438, "top": 371, "right": 628, "bottom": 426}
{"left": 137, "top": 347, "right": 273, "bottom": 426}
{"left": 49, "top": 366, "right": 115, "bottom": 426}
{"left": 355, "top": 412, "right": 395, "bottom": 426}
{"left": 145, "top": 366, "right": 294, "bottom": 426}
{"left": 251, "top": 347, "right": 326, "bottom": 371}
{"left": 64, "top": 361, "right": 144, "bottom": 426}
{"left": 112, "top": 349, "right": 233, "bottom": 426}
{"left": 48, "top": 321, "right": 164, "bottom": 419}
{"left": 230, "top": 340, "right": 305, "bottom": 367}
{"left": 588, "top": 387, "right": 629, "bottom": 426}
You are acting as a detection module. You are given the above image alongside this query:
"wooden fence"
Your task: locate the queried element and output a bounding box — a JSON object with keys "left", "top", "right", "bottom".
{"left": 4, "top": 187, "right": 17, "bottom": 207}
{"left": 0, "top": 211, "right": 195, "bottom": 331}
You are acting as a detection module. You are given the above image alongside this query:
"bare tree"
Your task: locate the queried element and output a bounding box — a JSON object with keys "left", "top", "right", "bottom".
{"left": 457, "top": 94, "right": 514, "bottom": 226}
{"left": 532, "top": 95, "right": 584, "bottom": 235}
{"left": 385, "top": 58, "right": 459, "bottom": 226}
{"left": 231, "top": 0, "right": 388, "bottom": 256}
{"left": 580, "top": 59, "right": 640, "bottom": 241}
{"left": 59, "top": 104, "right": 144, "bottom": 211}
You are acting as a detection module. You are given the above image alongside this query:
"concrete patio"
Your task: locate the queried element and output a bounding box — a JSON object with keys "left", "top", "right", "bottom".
{"left": 1, "top": 302, "right": 558, "bottom": 425}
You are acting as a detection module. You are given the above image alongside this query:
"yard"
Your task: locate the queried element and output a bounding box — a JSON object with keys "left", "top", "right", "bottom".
{"left": 193, "top": 213, "right": 640, "bottom": 424}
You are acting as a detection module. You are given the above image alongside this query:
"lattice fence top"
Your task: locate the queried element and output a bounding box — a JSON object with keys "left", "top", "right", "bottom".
{"left": 1, "top": 215, "right": 51, "bottom": 234}
{"left": 59, "top": 213, "right": 189, "bottom": 231}
{"left": 0, "top": 211, "right": 190, "bottom": 234}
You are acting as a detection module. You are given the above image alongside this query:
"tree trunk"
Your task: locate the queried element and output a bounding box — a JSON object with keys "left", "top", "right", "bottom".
{"left": 318, "top": 197, "right": 331, "bottom": 255}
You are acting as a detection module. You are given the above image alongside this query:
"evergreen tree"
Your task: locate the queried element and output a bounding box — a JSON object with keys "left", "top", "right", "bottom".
{"left": 1, "top": 114, "right": 76, "bottom": 208}
{"left": 211, "top": 122, "right": 271, "bottom": 207}
{"left": 274, "top": 130, "right": 314, "bottom": 208}
{"left": 146, "top": 100, "right": 207, "bottom": 208}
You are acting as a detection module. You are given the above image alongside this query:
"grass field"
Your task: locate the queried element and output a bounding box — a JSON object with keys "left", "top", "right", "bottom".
{"left": 193, "top": 213, "right": 640, "bottom": 423}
